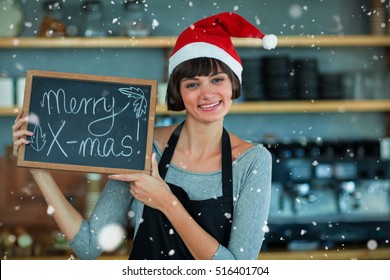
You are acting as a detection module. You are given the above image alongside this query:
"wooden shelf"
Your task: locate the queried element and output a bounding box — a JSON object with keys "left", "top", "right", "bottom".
{"left": 156, "top": 100, "right": 390, "bottom": 115}
{"left": 0, "top": 107, "right": 19, "bottom": 116}
{"left": 0, "top": 35, "right": 390, "bottom": 49}
{"left": 1, "top": 35, "right": 389, "bottom": 117}
{"left": 2, "top": 100, "right": 390, "bottom": 117}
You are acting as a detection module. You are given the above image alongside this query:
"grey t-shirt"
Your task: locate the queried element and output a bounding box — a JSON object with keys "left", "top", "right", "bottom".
{"left": 69, "top": 141, "right": 272, "bottom": 260}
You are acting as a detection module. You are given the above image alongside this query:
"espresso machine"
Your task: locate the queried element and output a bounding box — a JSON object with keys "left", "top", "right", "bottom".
{"left": 264, "top": 138, "right": 390, "bottom": 250}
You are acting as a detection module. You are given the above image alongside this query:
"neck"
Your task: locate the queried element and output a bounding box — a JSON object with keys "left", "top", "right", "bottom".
{"left": 179, "top": 118, "right": 224, "bottom": 153}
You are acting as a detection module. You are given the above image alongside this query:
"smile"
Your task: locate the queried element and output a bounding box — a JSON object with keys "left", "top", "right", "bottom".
{"left": 198, "top": 101, "right": 221, "bottom": 110}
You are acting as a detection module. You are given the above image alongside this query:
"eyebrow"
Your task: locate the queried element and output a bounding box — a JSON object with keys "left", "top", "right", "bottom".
{"left": 181, "top": 71, "right": 226, "bottom": 82}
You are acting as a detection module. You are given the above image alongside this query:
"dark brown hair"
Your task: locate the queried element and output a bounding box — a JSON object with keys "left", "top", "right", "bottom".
{"left": 166, "top": 57, "right": 241, "bottom": 111}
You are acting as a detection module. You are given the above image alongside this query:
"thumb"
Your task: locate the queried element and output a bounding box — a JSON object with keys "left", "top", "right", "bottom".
{"left": 150, "top": 152, "right": 161, "bottom": 178}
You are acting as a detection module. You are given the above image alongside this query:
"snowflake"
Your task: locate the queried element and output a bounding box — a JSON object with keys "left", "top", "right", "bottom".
{"left": 47, "top": 205, "right": 55, "bottom": 216}
{"left": 97, "top": 223, "right": 125, "bottom": 252}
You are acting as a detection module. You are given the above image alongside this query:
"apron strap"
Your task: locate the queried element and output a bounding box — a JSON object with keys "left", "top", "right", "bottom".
{"left": 221, "top": 128, "right": 233, "bottom": 198}
{"left": 158, "top": 121, "right": 184, "bottom": 179}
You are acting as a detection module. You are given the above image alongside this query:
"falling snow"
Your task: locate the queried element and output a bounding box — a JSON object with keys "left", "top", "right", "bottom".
{"left": 97, "top": 223, "right": 125, "bottom": 252}
{"left": 128, "top": 210, "right": 135, "bottom": 218}
{"left": 152, "top": 19, "right": 159, "bottom": 30}
{"left": 0, "top": 1, "right": 389, "bottom": 262}
{"left": 289, "top": 4, "right": 304, "bottom": 19}
{"left": 27, "top": 113, "right": 39, "bottom": 124}
{"left": 367, "top": 240, "right": 378, "bottom": 250}
{"left": 47, "top": 205, "right": 55, "bottom": 216}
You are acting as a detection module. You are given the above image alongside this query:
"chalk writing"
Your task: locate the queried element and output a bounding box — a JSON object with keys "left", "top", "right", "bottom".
{"left": 41, "top": 86, "right": 147, "bottom": 140}
{"left": 47, "top": 121, "right": 68, "bottom": 157}
{"left": 29, "top": 85, "right": 147, "bottom": 160}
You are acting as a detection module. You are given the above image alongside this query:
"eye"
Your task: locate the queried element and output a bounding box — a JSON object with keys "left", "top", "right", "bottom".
{"left": 184, "top": 82, "right": 198, "bottom": 89}
{"left": 212, "top": 76, "right": 225, "bottom": 83}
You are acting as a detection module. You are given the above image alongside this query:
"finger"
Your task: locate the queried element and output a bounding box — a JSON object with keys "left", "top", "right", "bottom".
{"left": 108, "top": 173, "right": 139, "bottom": 182}
{"left": 12, "top": 116, "right": 28, "bottom": 134}
{"left": 150, "top": 153, "right": 160, "bottom": 178}
{"left": 13, "top": 129, "right": 33, "bottom": 141}
{"left": 15, "top": 110, "right": 23, "bottom": 122}
{"left": 129, "top": 187, "right": 136, "bottom": 198}
{"left": 13, "top": 113, "right": 27, "bottom": 126}
{"left": 14, "top": 137, "right": 30, "bottom": 146}
{"left": 13, "top": 138, "right": 30, "bottom": 156}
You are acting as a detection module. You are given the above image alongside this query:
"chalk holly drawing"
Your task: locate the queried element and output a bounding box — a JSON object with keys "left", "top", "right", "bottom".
{"left": 30, "top": 123, "right": 46, "bottom": 152}
{"left": 119, "top": 86, "right": 147, "bottom": 118}
{"left": 119, "top": 86, "right": 148, "bottom": 141}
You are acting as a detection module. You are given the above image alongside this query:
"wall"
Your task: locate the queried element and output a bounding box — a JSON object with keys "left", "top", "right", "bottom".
{"left": 0, "top": 0, "right": 388, "bottom": 156}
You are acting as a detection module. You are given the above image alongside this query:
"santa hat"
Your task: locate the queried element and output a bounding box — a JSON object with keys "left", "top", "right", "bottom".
{"left": 168, "top": 12, "right": 277, "bottom": 82}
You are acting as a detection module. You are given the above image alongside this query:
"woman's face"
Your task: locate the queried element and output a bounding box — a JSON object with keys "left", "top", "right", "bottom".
{"left": 179, "top": 68, "right": 233, "bottom": 123}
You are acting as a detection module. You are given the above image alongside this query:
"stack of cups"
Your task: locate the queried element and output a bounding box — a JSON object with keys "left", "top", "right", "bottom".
{"left": 0, "top": 76, "right": 26, "bottom": 108}
{"left": 0, "top": 77, "right": 14, "bottom": 107}
{"left": 262, "top": 56, "right": 295, "bottom": 100}
{"left": 17, "top": 77, "right": 26, "bottom": 107}
{"left": 241, "top": 58, "right": 265, "bottom": 101}
{"left": 293, "top": 58, "right": 319, "bottom": 100}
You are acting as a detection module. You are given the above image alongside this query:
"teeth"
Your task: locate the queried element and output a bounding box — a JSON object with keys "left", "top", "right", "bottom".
{"left": 200, "top": 101, "right": 220, "bottom": 109}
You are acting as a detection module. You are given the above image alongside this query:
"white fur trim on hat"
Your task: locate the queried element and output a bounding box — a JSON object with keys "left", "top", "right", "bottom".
{"left": 169, "top": 42, "right": 243, "bottom": 82}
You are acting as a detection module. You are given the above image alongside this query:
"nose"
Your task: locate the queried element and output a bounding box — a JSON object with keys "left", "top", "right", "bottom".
{"left": 200, "top": 81, "right": 215, "bottom": 98}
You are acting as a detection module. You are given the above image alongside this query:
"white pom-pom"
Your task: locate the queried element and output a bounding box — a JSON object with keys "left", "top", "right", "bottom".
{"left": 262, "top": 34, "right": 278, "bottom": 50}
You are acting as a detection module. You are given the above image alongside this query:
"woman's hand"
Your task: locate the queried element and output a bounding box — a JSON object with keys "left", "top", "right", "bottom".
{"left": 12, "top": 111, "right": 48, "bottom": 176}
{"left": 12, "top": 110, "right": 33, "bottom": 157}
{"left": 108, "top": 153, "right": 175, "bottom": 212}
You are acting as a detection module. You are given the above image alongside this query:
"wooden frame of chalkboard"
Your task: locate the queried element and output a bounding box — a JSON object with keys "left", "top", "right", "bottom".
{"left": 17, "top": 70, "right": 157, "bottom": 174}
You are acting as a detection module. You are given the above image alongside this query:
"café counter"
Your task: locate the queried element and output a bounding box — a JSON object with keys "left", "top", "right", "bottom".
{"left": 5, "top": 247, "right": 390, "bottom": 260}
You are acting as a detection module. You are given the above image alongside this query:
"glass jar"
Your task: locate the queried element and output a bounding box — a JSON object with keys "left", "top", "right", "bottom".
{"left": 39, "top": 0, "right": 67, "bottom": 37}
{"left": 121, "top": 0, "right": 150, "bottom": 37}
{"left": 370, "top": 0, "right": 386, "bottom": 35}
{"left": 82, "top": 0, "right": 106, "bottom": 37}
{"left": 387, "top": 1, "right": 390, "bottom": 35}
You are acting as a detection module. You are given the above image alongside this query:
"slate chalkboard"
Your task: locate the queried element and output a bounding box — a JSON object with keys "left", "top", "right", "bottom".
{"left": 17, "top": 70, "right": 157, "bottom": 174}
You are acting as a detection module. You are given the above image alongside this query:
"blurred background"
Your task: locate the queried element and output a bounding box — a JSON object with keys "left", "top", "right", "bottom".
{"left": 0, "top": 0, "right": 389, "bottom": 260}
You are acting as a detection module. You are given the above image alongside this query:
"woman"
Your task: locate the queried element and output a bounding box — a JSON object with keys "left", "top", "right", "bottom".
{"left": 12, "top": 12, "right": 276, "bottom": 260}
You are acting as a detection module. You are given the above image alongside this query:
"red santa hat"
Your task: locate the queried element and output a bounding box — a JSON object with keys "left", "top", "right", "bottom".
{"left": 168, "top": 12, "right": 277, "bottom": 82}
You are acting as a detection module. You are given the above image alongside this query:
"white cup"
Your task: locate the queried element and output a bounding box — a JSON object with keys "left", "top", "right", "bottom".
{"left": 157, "top": 82, "right": 168, "bottom": 105}
{"left": 16, "top": 77, "right": 26, "bottom": 107}
{"left": 0, "top": 77, "right": 14, "bottom": 107}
